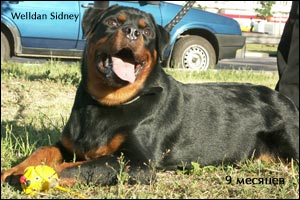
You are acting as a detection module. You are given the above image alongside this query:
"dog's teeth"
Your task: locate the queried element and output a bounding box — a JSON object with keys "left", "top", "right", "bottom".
{"left": 135, "top": 64, "right": 144, "bottom": 76}
{"left": 108, "top": 56, "right": 113, "bottom": 68}
{"left": 104, "top": 56, "right": 113, "bottom": 68}
{"left": 104, "top": 59, "right": 109, "bottom": 67}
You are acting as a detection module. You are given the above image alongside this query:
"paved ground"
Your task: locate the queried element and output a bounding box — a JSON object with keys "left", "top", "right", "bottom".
{"left": 217, "top": 56, "right": 277, "bottom": 71}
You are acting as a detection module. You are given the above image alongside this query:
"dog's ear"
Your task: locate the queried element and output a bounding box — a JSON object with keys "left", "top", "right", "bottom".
{"left": 150, "top": 15, "right": 170, "bottom": 62}
{"left": 156, "top": 25, "right": 170, "bottom": 60}
{"left": 82, "top": 7, "right": 105, "bottom": 38}
{"left": 82, "top": 5, "right": 119, "bottom": 38}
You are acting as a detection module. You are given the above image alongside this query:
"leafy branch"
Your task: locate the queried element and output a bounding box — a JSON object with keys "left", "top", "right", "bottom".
{"left": 255, "top": 1, "right": 275, "bottom": 19}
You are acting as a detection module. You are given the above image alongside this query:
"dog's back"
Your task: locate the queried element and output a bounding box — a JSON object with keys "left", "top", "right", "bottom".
{"left": 153, "top": 72, "right": 299, "bottom": 168}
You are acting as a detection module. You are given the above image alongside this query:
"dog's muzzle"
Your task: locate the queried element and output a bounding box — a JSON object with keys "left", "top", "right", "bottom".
{"left": 95, "top": 48, "right": 146, "bottom": 84}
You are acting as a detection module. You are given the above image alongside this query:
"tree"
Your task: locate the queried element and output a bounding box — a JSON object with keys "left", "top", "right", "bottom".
{"left": 255, "top": 1, "right": 275, "bottom": 20}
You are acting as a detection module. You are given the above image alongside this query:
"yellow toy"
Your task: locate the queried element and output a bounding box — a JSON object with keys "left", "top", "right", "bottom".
{"left": 20, "top": 165, "right": 87, "bottom": 199}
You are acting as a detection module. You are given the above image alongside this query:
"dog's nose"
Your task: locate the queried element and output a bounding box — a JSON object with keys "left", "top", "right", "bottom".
{"left": 122, "top": 26, "right": 140, "bottom": 41}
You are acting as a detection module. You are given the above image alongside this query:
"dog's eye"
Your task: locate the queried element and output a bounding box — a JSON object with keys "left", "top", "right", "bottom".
{"left": 143, "top": 29, "right": 154, "bottom": 37}
{"left": 106, "top": 18, "right": 119, "bottom": 27}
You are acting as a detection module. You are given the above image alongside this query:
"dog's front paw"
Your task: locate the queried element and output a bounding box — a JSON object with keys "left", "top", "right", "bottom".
{"left": 1, "top": 169, "right": 13, "bottom": 183}
{"left": 1, "top": 168, "right": 22, "bottom": 184}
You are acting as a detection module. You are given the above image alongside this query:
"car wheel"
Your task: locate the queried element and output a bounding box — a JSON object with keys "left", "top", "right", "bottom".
{"left": 1, "top": 32, "right": 11, "bottom": 62}
{"left": 171, "top": 35, "right": 216, "bottom": 70}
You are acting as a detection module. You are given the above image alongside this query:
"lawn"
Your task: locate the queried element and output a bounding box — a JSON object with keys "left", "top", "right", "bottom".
{"left": 1, "top": 61, "right": 298, "bottom": 199}
{"left": 246, "top": 44, "right": 278, "bottom": 57}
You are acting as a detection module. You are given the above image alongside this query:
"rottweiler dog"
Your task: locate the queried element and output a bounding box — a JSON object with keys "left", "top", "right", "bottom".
{"left": 1, "top": 5, "right": 299, "bottom": 186}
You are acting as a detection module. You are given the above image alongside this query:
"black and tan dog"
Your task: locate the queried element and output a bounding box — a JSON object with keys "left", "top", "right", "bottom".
{"left": 2, "top": 5, "right": 299, "bottom": 186}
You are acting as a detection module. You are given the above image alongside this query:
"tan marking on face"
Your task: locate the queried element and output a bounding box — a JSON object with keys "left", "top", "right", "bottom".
{"left": 117, "top": 14, "right": 127, "bottom": 22}
{"left": 139, "top": 19, "right": 147, "bottom": 28}
{"left": 96, "top": 36, "right": 109, "bottom": 46}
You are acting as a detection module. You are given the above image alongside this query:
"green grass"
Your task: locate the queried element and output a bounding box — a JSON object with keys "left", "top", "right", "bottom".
{"left": 1, "top": 61, "right": 298, "bottom": 199}
{"left": 165, "top": 68, "right": 278, "bottom": 88}
{"left": 246, "top": 44, "right": 278, "bottom": 57}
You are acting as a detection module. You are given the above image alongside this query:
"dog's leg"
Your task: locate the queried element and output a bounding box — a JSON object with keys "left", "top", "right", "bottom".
{"left": 1, "top": 145, "right": 64, "bottom": 184}
{"left": 58, "top": 155, "right": 155, "bottom": 186}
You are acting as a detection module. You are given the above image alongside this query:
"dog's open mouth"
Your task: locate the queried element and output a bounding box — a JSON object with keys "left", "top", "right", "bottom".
{"left": 96, "top": 49, "right": 145, "bottom": 84}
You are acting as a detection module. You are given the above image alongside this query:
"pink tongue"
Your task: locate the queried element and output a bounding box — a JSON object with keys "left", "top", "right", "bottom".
{"left": 112, "top": 57, "right": 136, "bottom": 83}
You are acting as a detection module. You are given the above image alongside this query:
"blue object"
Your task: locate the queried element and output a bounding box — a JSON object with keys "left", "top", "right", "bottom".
{"left": 1, "top": 1, "right": 245, "bottom": 69}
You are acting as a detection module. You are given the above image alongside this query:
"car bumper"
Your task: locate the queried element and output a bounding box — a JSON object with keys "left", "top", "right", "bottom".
{"left": 216, "top": 34, "right": 246, "bottom": 60}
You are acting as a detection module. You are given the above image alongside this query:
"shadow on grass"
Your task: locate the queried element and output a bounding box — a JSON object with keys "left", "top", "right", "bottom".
{"left": 1, "top": 120, "right": 62, "bottom": 189}
{"left": 1, "top": 120, "right": 61, "bottom": 164}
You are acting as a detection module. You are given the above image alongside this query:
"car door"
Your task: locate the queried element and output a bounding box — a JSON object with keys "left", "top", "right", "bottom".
{"left": 6, "top": 1, "right": 80, "bottom": 49}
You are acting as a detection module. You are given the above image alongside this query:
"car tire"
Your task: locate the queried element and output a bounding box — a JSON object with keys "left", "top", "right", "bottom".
{"left": 171, "top": 35, "right": 216, "bottom": 70}
{"left": 1, "top": 32, "right": 11, "bottom": 62}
